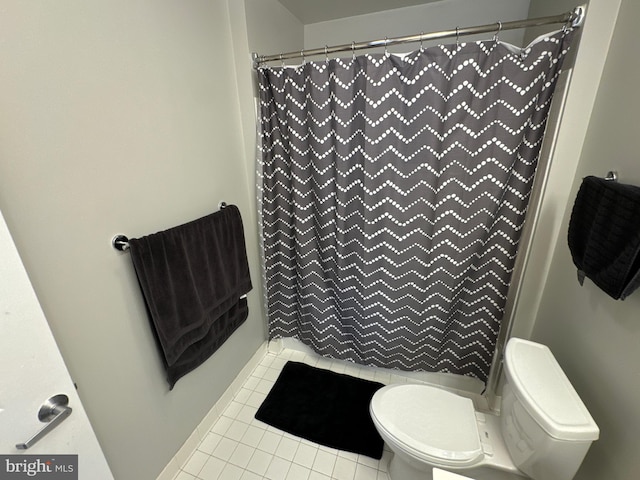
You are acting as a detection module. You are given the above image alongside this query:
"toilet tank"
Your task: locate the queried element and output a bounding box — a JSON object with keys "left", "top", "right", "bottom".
{"left": 500, "top": 338, "right": 599, "bottom": 480}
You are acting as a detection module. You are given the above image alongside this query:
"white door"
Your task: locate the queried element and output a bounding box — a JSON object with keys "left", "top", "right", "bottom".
{"left": 0, "top": 209, "right": 114, "bottom": 479}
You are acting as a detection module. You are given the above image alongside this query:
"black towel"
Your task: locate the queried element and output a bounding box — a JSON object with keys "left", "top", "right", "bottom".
{"left": 568, "top": 176, "right": 640, "bottom": 300}
{"left": 129, "top": 205, "right": 252, "bottom": 388}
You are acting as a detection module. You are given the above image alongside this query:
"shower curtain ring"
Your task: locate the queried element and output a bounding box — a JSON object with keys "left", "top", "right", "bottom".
{"left": 420, "top": 32, "right": 424, "bottom": 51}
{"left": 301, "top": 50, "right": 305, "bottom": 64}
{"left": 384, "top": 37, "right": 389, "bottom": 56}
{"left": 325, "top": 45, "right": 329, "bottom": 63}
{"left": 279, "top": 53, "right": 284, "bottom": 67}
{"left": 493, "top": 21, "right": 502, "bottom": 43}
{"left": 455, "top": 27, "right": 460, "bottom": 47}
{"left": 352, "top": 41, "right": 356, "bottom": 60}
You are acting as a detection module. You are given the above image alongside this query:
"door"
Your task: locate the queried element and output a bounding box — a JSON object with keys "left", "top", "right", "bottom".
{"left": 0, "top": 209, "right": 114, "bottom": 479}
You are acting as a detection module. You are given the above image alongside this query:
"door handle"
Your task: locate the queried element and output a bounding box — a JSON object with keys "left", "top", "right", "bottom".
{"left": 16, "top": 394, "right": 72, "bottom": 450}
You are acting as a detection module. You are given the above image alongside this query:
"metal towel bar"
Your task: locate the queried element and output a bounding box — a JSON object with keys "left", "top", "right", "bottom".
{"left": 112, "top": 201, "right": 228, "bottom": 252}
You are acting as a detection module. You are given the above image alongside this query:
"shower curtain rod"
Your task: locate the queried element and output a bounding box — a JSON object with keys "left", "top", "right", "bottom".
{"left": 252, "top": 6, "right": 585, "bottom": 68}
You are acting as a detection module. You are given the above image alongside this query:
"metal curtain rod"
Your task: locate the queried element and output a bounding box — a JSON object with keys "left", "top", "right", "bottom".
{"left": 252, "top": 6, "right": 585, "bottom": 68}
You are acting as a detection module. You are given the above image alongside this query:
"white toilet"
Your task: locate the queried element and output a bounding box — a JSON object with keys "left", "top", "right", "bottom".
{"left": 370, "top": 338, "right": 599, "bottom": 480}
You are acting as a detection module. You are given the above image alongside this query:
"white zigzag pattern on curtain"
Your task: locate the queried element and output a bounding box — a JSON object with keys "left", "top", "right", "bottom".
{"left": 258, "top": 30, "right": 574, "bottom": 381}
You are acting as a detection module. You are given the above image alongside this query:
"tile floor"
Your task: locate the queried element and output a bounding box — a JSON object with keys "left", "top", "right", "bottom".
{"left": 171, "top": 348, "right": 401, "bottom": 480}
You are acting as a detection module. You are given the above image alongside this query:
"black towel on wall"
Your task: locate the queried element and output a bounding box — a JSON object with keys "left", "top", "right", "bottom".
{"left": 568, "top": 176, "right": 640, "bottom": 300}
{"left": 129, "top": 205, "right": 252, "bottom": 388}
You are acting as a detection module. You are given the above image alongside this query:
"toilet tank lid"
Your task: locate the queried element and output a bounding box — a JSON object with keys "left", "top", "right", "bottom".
{"left": 504, "top": 338, "right": 599, "bottom": 441}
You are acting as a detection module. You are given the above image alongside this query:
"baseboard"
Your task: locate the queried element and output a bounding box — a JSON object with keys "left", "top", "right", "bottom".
{"left": 155, "top": 341, "right": 268, "bottom": 480}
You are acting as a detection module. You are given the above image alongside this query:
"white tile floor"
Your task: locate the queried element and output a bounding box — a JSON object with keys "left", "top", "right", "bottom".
{"left": 172, "top": 348, "right": 399, "bottom": 480}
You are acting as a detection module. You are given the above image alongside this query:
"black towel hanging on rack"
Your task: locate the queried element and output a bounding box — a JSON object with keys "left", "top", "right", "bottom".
{"left": 568, "top": 176, "right": 640, "bottom": 300}
{"left": 128, "top": 205, "right": 252, "bottom": 388}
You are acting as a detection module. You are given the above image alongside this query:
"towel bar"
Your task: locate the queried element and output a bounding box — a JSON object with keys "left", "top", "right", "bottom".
{"left": 112, "top": 201, "right": 228, "bottom": 252}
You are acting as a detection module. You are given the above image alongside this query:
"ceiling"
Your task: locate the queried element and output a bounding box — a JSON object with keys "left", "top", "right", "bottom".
{"left": 276, "top": 0, "right": 440, "bottom": 25}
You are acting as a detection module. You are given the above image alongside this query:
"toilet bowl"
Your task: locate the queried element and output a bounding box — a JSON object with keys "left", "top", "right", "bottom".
{"left": 370, "top": 338, "right": 599, "bottom": 480}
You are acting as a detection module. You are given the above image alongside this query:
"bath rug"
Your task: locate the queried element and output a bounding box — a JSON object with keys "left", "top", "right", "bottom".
{"left": 255, "top": 361, "right": 385, "bottom": 459}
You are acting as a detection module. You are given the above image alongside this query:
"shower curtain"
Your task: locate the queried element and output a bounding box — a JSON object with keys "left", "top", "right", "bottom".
{"left": 258, "top": 29, "right": 574, "bottom": 381}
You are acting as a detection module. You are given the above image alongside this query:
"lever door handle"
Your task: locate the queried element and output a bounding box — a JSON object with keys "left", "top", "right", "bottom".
{"left": 16, "top": 394, "right": 73, "bottom": 450}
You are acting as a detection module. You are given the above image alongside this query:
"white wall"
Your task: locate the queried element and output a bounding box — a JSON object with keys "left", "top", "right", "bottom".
{"left": 245, "top": 0, "right": 304, "bottom": 58}
{"left": 304, "top": 0, "right": 531, "bottom": 56}
{"left": 532, "top": 0, "right": 640, "bottom": 478}
{"left": 0, "top": 1, "right": 264, "bottom": 479}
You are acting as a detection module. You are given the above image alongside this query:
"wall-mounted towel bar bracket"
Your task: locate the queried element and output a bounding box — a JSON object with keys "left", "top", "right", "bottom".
{"left": 112, "top": 201, "right": 228, "bottom": 252}
{"left": 112, "top": 234, "right": 130, "bottom": 252}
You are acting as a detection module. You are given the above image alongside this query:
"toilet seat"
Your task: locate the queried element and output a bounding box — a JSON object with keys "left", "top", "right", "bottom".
{"left": 370, "top": 384, "right": 484, "bottom": 468}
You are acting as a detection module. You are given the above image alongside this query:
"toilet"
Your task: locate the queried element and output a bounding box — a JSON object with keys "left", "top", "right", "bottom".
{"left": 370, "top": 338, "right": 599, "bottom": 480}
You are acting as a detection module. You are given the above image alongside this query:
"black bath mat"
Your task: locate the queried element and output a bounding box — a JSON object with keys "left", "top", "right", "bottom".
{"left": 255, "top": 361, "right": 385, "bottom": 459}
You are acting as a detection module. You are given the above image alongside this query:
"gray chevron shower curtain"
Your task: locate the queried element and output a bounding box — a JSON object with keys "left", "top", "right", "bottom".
{"left": 258, "top": 29, "right": 574, "bottom": 381}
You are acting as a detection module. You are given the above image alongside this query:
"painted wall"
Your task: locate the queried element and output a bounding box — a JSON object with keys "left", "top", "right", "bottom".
{"left": 304, "top": 0, "right": 531, "bottom": 55}
{"left": 0, "top": 1, "right": 265, "bottom": 479}
{"left": 532, "top": 0, "right": 640, "bottom": 478}
{"left": 245, "top": 0, "right": 304, "bottom": 58}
